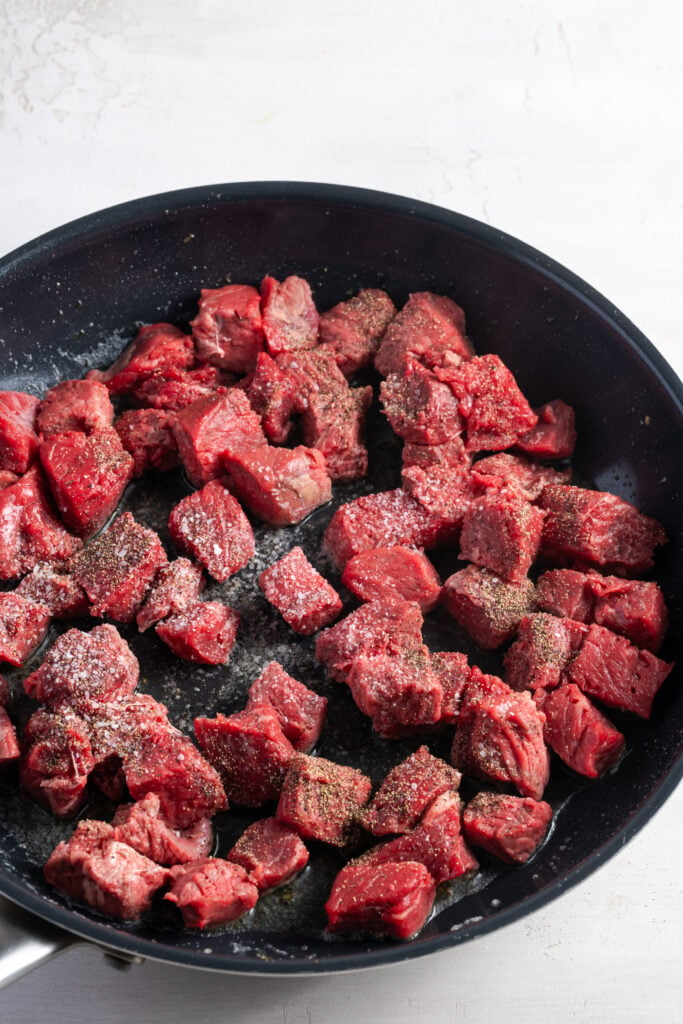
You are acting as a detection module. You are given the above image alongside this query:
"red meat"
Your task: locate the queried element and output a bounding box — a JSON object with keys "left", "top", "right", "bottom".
{"left": 459, "top": 491, "right": 545, "bottom": 583}
{"left": 88, "top": 323, "right": 194, "bottom": 394}
{"left": 222, "top": 444, "right": 331, "bottom": 526}
{"left": 342, "top": 546, "right": 442, "bottom": 612}
{"left": 431, "top": 651, "right": 472, "bottom": 724}
{"left": 247, "top": 661, "right": 327, "bottom": 753}
{"left": 131, "top": 364, "right": 229, "bottom": 412}
{"left": 363, "top": 746, "right": 461, "bottom": 836}
{"left": 315, "top": 597, "right": 424, "bottom": 683}
{"left": 0, "top": 706, "right": 20, "bottom": 765}
{"left": 471, "top": 452, "right": 571, "bottom": 502}
{"left": 156, "top": 601, "right": 239, "bottom": 664}
{"left": 16, "top": 561, "right": 89, "bottom": 619}
{"left": 503, "top": 613, "right": 588, "bottom": 692}
{"left": 165, "top": 858, "right": 259, "bottom": 929}
{"left": 86, "top": 692, "right": 172, "bottom": 767}
{"left": 400, "top": 461, "right": 477, "bottom": 529}
{"left": 260, "top": 275, "right": 319, "bottom": 354}
{"left": 325, "top": 860, "right": 436, "bottom": 940}
{"left": 114, "top": 408, "right": 179, "bottom": 476}
{"left": 136, "top": 558, "right": 205, "bottom": 632}
{"left": 227, "top": 817, "right": 309, "bottom": 892}
{"left": 380, "top": 362, "right": 463, "bottom": 444}
{"left": 347, "top": 648, "right": 443, "bottom": 738}
{"left": 441, "top": 565, "right": 536, "bottom": 649}
{"left": 319, "top": 288, "right": 396, "bottom": 377}
{"left": 191, "top": 284, "right": 265, "bottom": 373}
{"left": 168, "top": 480, "right": 255, "bottom": 582}
{"left": 21, "top": 706, "right": 95, "bottom": 816}
{"left": 374, "top": 292, "right": 473, "bottom": 377}
{"left": 245, "top": 352, "right": 298, "bottom": 443}
{"left": 535, "top": 569, "right": 598, "bottom": 623}
{"left": 300, "top": 383, "right": 372, "bottom": 481}
{"left": 37, "top": 379, "right": 114, "bottom": 439}
{"left": 0, "top": 391, "right": 40, "bottom": 474}
{"left": 275, "top": 347, "right": 348, "bottom": 400}
{"left": 515, "top": 399, "right": 577, "bottom": 459}
{"left": 0, "top": 593, "right": 51, "bottom": 666}
{"left": 462, "top": 792, "right": 553, "bottom": 863}
{"left": 535, "top": 683, "right": 625, "bottom": 778}
{"left": 401, "top": 437, "right": 469, "bottom": 472}
{"left": 173, "top": 390, "right": 266, "bottom": 488}
{"left": 258, "top": 546, "right": 342, "bottom": 635}
{"left": 112, "top": 792, "right": 213, "bottom": 865}
{"left": 276, "top": 753, "right": 372, "bottom": 846}
{"left": 0, "top": 471, "right": 19, "bottom": 490}
{"left": 0, "top": 466, "right": 82, "bottom": 581}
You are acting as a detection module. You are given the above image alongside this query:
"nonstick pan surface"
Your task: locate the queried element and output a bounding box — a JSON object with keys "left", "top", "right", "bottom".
{"left": 0, "top": 182, "right": 681, "bottom": 974}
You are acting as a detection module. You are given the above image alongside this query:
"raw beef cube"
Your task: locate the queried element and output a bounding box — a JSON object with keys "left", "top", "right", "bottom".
{"left": 462, "top": 792, "right": 553, "bottom": 864}
{"left": 380, "top": 363, "right": 463, "bottom": 444}
{"left": 592, "top": 576, "right": 668, "bottom": 653}
{"left": 432, "top": 651, "right": 472, "bottom": 724}
{"left": 535, "top": 683, "right": 625, "bottom": 778}
{"left": 452, "top": 671, "right": 550, "bottom": 799}
{"left": 16, "top": 561, "right": 89, "bottom": 619}
{"left": 342, "top": 546, "right": 441, "bottom": 612}
{"left": 86, "top": 692, "right": 172, "bottom": 767}
{"left": 0, "top": 593, "right": 51, "bottom": 666}
{"left": 323, "top": 488, "right": 458, "bottom": 569}
{"left": 363, "top": 746, "right": 461, "bottom": 836}
{"left": 319, "top": 288, "right": 396, "bottom": 377}
{"left": 43, "top": 818, "right": 113, "bottom": 883}
{"left": 301, "top": 384, "right": 372, "bottom": 481}
{"left": 168, "top": 480, "right": 255, "bottom": 582}
{"left": 71, "top": 512, "right": 167, "bottom": 622}
{"left": 40, "top": 428, "right": 134, "bottom": 537}
{"left": 194, "top": 704, "right": 296, "bottom": 807}
{"left": 325, "top": 860, "right": 435, "bottom": 940}
{"left": 173, "top": 390, "right": 266, "bottom": 488}
{"left": 131, "top": 364, "right": 229, "bottom": 412}
{"left": 539, "top": 484, "right": 668, "bottom": 576}
{"left": 275, "top": 346, "right": 348, "bottom": 398}
{"left": 227, "top": 817, "right": 309, "bottom": 892}
{"left": 0, "top": 391, "right": 40, "bottom": 474}
{"left": 259, "top": 546, "right": 342, "bottom": 635}
{"left": 535, "top": 569, "right": 598, "bottom": 623}
{"left": 260, "top": 275, "right": 319, "bottom": 354}
{"left": 360, "top": 790, "right": 478, "bottom": 882}
{"left": 191, "top": 283, "right": 265, "bottom": 373}
{"left": 247, "top": 661, "right": 327, "bottom": 752}
{"left": 315, "top": 597, "right": 424, "bottom": 683}
{"left": 88, "top": 323, "right": 194, "bottom": 393}
{"left": 165, "top": 858, "right": 259, "bottom": 929}
{"left": 471, "top": 452, "right": 571, "bottom": 502}
{"left": 374, "top": 292, "right": 473, "bottom": 377}
{"left": 114, "top": 408, "right": 179, "bottom": 476}
{"left": 402, "top": 437, "right": 469, "bottom": 472}
{"left": 276, "top": 753, "right": 372, "bottom": 846}
{"left": 347, "top": 648, "right": 443, "bottom": 738}
{"left": 504, "top": 613, "right": 588, "bottom": 692}
{"left": 223, "top": 444, "right": 331, "bottom": 527}
{"left": 24, "top": 623, "right": 139, "bottom": 710}
{"left": 156, "top": 600, "right": 239, "bottom": 664}
{"left": 0, "top": 466, "right": 82, "bottom": 580}
{"left": 566, "top": 623, "right": 673, "bottom": 719}
{"left": 245, "top": 352, "right": 298, "bottom": 443}
{"left": 21, "top": 707, "right": 95, "bottom": 816}
{"left": 459, "top": 491, "right": 545, "bottom": 583}
{"left": 436, "top": 354, "right": 538, "bottom": 452}
{"left": 0, "top": 706, "right": 20, "bottom": 765}
{"left": 515, "top": 399, "right": 577, "bottom": 460}
{"left": 441, "top": 565, "right": 536, "bottom": 649}
{"left": 37, "top": 379, "right": 114, "bottom": 439}
{"left": 136, "top": 558, "right": 205, "bottom": 632}
{"left": 112, "top": 792, "right": 213, "bottom": 865}
{"left": 401, "top": 461, "right": 477, "bottom": 528}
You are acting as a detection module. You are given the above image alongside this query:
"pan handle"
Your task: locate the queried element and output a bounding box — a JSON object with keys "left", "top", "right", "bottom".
{"left": 0, "top": 895, "right": 84, "bottom": 988}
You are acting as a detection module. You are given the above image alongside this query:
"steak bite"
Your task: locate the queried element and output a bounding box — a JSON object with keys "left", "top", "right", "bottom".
{"left": 431, "top": 651, "right": 472, "bottom": 724}
{"left": 341, "top": 546, "right": 442, "bottom": 612}
{"left": 0, "top": 466, "right": 82, "bottom": 581}
{"left": 227, "top": 817, "right": 309, "bottom": 892}
{"left": 374, "top": 291, "right": 473, "bottom": 377}
{"left": 459, "top": 491, "right": 545, "bottom": 583}
{"left": 37, "top": 379, "right": 114, "bottom": 439}
{"left": 131, "top": 364, "right": 229, "bottom": 412}
{"left": 534, "top": 569, "right": 597, "bottom": 623}
{"left": 319, "top": 287, "right": 396, "bottom": 377}
{"left": 258, "top": 546, "right": 342, "bottom": 635}
{"left": 168, "top": 480, "right": 255, "bottom": 583}
{"left": 441, "top": 565, "right": 536, "bottom": 650}
{"left": 0, "top": 706, "right": 20, "bottom": 765}
{"left": 471, "top": 452, "right": 571, "bottom": 502}
{"left": 246, "top": 661, "right": 328, "bottom": 752}
{"left": 380, "top": 362, "right": 464, "bottom": 445}
{"left": 539, "top": 484, "right": 668, "bottom": 576}
{"left": 325, "top": 860, "right": 436, "bottom": 941}
{"left": 165, "top": 858, "right": 259, "bottom": 929}
{"left": 21, "top": 706, "right": 95, "bottom": 817}
{"left": 112, "top": 792, "right": 213, "bottom": 865}
{"left": 136, "top": 558, "right": 205, "bottom": 632}
{"left": 16, "top": 561, "right": 89, "bottom": 619}
{"left": 363, "top": 746, "right": 462, "bottom": 836}
{"left": 347, "top": 648, "right": 443, "bottom": 738}
{"left": 315, "top": 597, "right": 424, "bottom": 683}
{"left": 276, "top": 753, "right": 372, "bottom": 847}
{"left": 300, "top": 382, "right": 372, "bottom": 481}
{"left": 40, "top": 428, "right": 134, "bottom": 537}
{"left": 515, "top": 399, "right": 577, "bottom": 460}
{"left": 114, "top": 408, "right": 179, "bottom": 476}
{"left": 0, "top": 593, "right": 51, "bottom": 666}
{"left": 194, "top": 704, "right": 297, "bottom": 807}
{"left": 222, "top": 444, "right": 331, "bottom": 527}
{"left": 0, "top": 391, "right": 40, "bottom": 475}
{"left": 87, "top": 323, "right": 194, "bottom": 394}
{"left": 71, "top": 512, "right": 167, "bottom": 623}
{"left": 173, "top": 390, "right": 266, "bottom": 488}
{"left": 401, "top": 436, "right": 469, "bottom": 472}
{"left": 400, "top": 461, "right": 477, "bottom": 534}
{"left": 462, "top": 792, "right": 553, "bottom": 864}
{"left": 245, "top": 352, "right": 298, "bottom": 443}
{"left": 260, "top": 275, "right": 319, "bottom": 355}
{"left": 503, "top": 613, "right": 588, "bottom": 692}
{"left": 191, "top": 283, "right": 265, "bottom": 373}
{"left": 155, "top": 601, "right": 240, "bottom": 665}
{"left": 535, "top": 683, "right": 625, "bottom": 778}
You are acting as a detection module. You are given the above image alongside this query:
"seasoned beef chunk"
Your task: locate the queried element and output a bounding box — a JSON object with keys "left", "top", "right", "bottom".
{"left": 131, "top": 364, "right": 228, "bottom": 412}
{"left": 363, "top": 746, "right": 461, "bottom": 836}
{"left": 319, "top": 288, "right": 396, "bottom": 376}
{"left": 258, "top": 546, "right": 342, "bottom": 635}
{"left": 276, "top": 753, "right": 372, "bottom": 847}
{"left": 16, "top": 561, "right": 89, "bottom": 619}
{"left": 374, "top": 292, "right": 473, "bottom": 377}
{"left": 401, "top": 436, "right": 469, "bottom": 472}
{"left": 325, "top": 860, "right": 436, "bottom": 940}
{"left": 431, "top": 651, "right": 472, "bottom": 724}
{"left": 71, "top": 512, "right": 167, "bottom": 622}
{"left": 114, "top": 408, "right": 179, "bottom": 476}
{"left": 0, "top": 593, "right": 51, "bottom": 666}
{"left": 260, "top": 275, "right": 319, "bottom": 354}
{"left": 37, "top": 380, "right": 114, "bottom": 439}
{"left": 0, "top": 391, "right": 40, "bottom": 474}
{"left": 534, "top": 569, "right": 597, "bottom": 623}
{"left": 88, "top": 323, "right": 194, "bottom": 393}
{"left": 400, "top": 460, "right": 477, "bottom": 528}
{"left": 245, "top": 352, "right": 298, "bottom": 443}
{"left": 191, "top": 284, "right": 265, "bottom": 373}
{"left": 535, "top": 683, "right": 625, "bottom": 778}
{"left": 21, "top": 706, "right": 95, "bottom": 816}
{"left": 459, "top": 491, "right": 545, "bottom": 583}
{"left": 471, "top": 452, "right": 571, "bottom": 502}
{"left": 156, "top": 601, "right": 239, "bottom": 664}
{"left": 165, "top": 858, "right": 259, "bottom": 929}
{"left": 168, "top": 480, "right": 255, "bottom": 582}
{"left": 503, "top": 613, "right": 588, "bottom": 692}
{"left": 381, "top": 362, "right": 463, "bottom": 445}
{"left": 341, "top": 546, "right": 441, "bottom": 612}
{"left": 227, "top": 817, "right": 309, "bottom": 892}
{"left": 0, "top": 466, "right": 82, "bottom": 581}
{"left": 0, "top": 706, "right": 20, "bottom": 765}
{"left": 539, "top": 484, "right": 667, "bottom": 576}
{"left": 40, "top": 428, "right": 134, "bottom": 537}
{"left": 246, "top": 661, "right": 327, "bottom": 753}
{"left": 136, "top": 558, "right": 205, "bottom": 632}
{"left": 112, "top": 793, "right": 213, "bottom": 865}
{"left": 462, "top": 792, "right": 553, "bottom": 864}
{"left": 194, "top": 704, "right": 296, "bottom": 807}
{"left": 173, "top": 390, "right": 266, "bottom": 488}
{"left": 223, "top": 444, "right": 331, "bottom": 526}
{"left": 515, "top": 399, "right": 577, "bottom": 460}
{"left": 315, "top": 597, "right": 424, "bottom": 683}
{"left": 347, "top": 648, "right": 443, "bottom": 738}
{"left": 23, "top": 624, "right": 139, "bottom": 711}
{"left": 441, "top": 565, "right": 536, "bottom": 650}
{"left": 300, "top": 382, "right": 372, "bottom": 481}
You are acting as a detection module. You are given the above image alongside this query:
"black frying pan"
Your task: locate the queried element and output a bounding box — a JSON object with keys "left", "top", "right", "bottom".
{"left": 0, "top": 182, "right": 681, "bottom": 980}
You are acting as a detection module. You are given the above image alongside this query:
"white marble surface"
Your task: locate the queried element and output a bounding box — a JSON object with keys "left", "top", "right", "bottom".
{"left": 1, "top": 1, "right": 681, "bottom": 1021}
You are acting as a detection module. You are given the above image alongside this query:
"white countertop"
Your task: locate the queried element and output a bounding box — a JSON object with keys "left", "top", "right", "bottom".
{"left": 1, "top": 2, "right": 681, "bottom": 1021}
